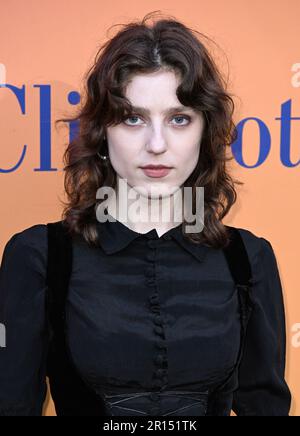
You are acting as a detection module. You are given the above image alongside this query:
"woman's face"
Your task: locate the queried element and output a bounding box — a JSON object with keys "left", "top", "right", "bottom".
{"left": 106, "top": 69, "right": 205, "bottom": 199}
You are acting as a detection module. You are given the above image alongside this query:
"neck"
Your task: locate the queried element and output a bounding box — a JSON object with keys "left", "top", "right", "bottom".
{"left": 106, "top": 177, "right": 183, "bottom": 236}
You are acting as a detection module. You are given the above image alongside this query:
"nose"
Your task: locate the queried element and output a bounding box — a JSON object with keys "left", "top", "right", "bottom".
{"left": 145, "top": 128, "right": 168, "bottom": 155}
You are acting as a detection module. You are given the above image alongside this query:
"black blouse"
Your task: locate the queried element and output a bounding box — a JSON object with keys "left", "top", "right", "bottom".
{"left": 0, "top": 218, "right": 291, "bottom": 416}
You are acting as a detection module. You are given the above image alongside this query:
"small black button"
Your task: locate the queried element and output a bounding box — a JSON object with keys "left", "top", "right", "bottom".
{"left": 147, "top": 240, "right": 157, "bottom": 248}
{"left": 155, "top": 368, "right": 165, "bottom": 377}
{"left": 149, "top": 294, "right": 159, "bottom": 303}
{"left": 146, "top": 251, "right": 155, "bottom": 262}
{"left": 145, "top": 267, "right": 154, "bottom": 277}
{"left": 154, "top": 326, "right": 164, "bottom": 336}
{"left": 155, "top": 341, "right": 166, "bottom": 350}
{"left": 154, "top": 354, "right": 165, "bottom": 365}
{"left": 153, "top": 315, "right": 163, "bottom": 326}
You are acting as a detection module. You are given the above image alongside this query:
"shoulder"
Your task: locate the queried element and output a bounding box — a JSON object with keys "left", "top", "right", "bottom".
{"left": 3, "top": 223, "right": 48, "bottom": 252}
{"left": 1, "top": 222, "right": 60, "bottom": 274}
{"left": 227, "top": 225, "right": 277, "bottom": 266}
{"left": 227, "top": 225, "right": 280, "bottom": 284}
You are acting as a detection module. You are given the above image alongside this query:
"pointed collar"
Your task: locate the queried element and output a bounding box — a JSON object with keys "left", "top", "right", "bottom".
{"left": 96, "top": 216, "right": 211, "bottom": 263}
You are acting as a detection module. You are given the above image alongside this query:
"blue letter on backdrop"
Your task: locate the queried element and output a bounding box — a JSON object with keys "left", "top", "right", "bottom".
{"left": 0, "top": 84, "right": 27, "bottom": 173}
{"left": 277, "top": 99, "right": 300, "bottom": 168}
{"left": 33, "top": 85, "right": 57, "bottom": 172}
{"left": 232, "top": 117, "right": 271, "bottom": 168}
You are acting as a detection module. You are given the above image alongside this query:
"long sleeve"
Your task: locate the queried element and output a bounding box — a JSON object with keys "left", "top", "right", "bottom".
{"left": 232, "top": 236, "right": 292, "bottom": 416}
{"left": 0, "top": 227, "right": 48, "bottom": 415}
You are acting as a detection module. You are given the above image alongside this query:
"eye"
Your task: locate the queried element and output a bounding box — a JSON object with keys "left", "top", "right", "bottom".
{"left": 123, "top": 115, "right": 143, "bottom": 126}
{"left": 171, "top": 115, "right": 191, "bottom": 126}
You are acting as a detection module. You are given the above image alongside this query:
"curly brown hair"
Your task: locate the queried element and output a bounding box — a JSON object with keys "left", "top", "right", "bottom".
{"left": 56, "top": 10, "right": 242, "bottom": 249}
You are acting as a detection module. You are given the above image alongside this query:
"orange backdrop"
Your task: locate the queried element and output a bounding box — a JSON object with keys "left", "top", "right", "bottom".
{"left": 0, "top": 0, "right": 299, "bottom": 416}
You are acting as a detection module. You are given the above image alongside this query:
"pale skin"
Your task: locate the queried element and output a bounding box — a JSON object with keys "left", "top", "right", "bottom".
{"left": 105, "top": 68, "right": 205, "bottom": 236}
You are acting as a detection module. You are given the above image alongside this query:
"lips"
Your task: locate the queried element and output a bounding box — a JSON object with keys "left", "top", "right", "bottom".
{"left": 141, "top": 165, "right": 172, "bottom": 169}
{"left": 140, "top": 166, "right": 172, "bottom": 178}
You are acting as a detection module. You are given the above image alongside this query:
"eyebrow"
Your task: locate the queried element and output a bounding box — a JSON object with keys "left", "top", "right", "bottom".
{"left": 129, "top": 105, "right": 193, "bottom": 115}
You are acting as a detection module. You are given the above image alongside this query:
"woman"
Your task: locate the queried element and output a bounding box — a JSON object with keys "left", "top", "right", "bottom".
{"left": 0, "top": 11, "right": 292, "bottom": 416}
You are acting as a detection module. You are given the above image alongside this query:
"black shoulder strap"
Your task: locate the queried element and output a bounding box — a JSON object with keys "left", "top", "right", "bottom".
{"left": 223, "top": 226, "right": 252, "bottom": 287}
{"left": 46, "top": 221, "right": 72, "bottom": 342}
{"left": 45, "top": 221, "right": 106, "bottom": 416}
{"left": 223, "top": 225, "right": 254, "bottom": 325}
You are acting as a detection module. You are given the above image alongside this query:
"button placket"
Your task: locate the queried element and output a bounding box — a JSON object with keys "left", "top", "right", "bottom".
{"left": 144, "top": 235, "right": 169, "bottom": 412}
